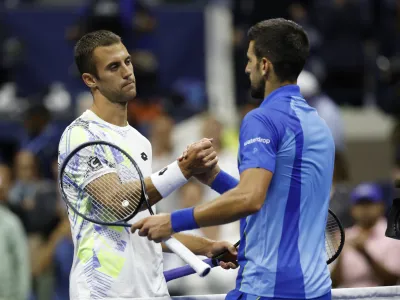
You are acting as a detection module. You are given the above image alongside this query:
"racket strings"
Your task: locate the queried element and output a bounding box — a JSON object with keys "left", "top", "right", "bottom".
{"left": 325, "top": 213, "right": 342, "bottom": 261}
{"left": 61, "top": 143, "right": 144, "bottom": 224}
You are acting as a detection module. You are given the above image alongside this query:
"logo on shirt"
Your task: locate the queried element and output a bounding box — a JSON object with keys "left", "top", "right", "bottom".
{"left": 244, "top": 137, "right": 271, "bottom": 146}
{"left": 87, "top": 157, "right": 102, "bottom": 171}
{"left": 141, "top": 152, "right": 148, "bottom": 161}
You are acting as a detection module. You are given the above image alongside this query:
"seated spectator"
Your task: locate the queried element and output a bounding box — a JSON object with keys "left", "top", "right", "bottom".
{"left": 0, "top": 163, "right": 30, "bottom": 300}
{"left": 331, "top": 183, "right": 400, "bottom": 288}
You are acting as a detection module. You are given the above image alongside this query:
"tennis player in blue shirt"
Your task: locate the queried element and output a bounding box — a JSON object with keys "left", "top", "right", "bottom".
{"left": 132, "top": 18, "right": 335, "bottom": 300}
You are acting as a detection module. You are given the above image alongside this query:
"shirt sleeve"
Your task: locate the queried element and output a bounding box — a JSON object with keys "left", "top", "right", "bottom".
{"left": 238, "top": 110, "right": 281, "bottom": 174}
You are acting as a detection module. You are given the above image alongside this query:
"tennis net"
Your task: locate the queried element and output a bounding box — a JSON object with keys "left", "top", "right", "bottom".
{"left": 171, "top": 286, "right": 400, "bottom": 300}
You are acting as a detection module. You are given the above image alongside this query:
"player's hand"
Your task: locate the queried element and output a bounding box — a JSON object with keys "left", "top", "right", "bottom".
{"left": 177, "top": 138, "right": 218, "bottom": 178}
{"left": 131, "top": 214, "right": 172, "bottom": 243}
{"left": 207, "top": 241, "right": 238, "bottom": 270}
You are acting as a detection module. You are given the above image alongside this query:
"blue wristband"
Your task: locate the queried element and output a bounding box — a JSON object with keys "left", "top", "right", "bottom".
{"left": 211, "top": 170, "right": 239, "bottom": 194}
{"left": 171, "top": 207, "right": 199, "bottom": 233}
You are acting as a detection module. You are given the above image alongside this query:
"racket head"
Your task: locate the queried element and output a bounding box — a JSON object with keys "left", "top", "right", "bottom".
{"left": 58, "top": 140, "right": 147, "bottom": 226}
{"left": 211, "top": 209, "right": 345, "bottom": 266}
{"left": 325, "top": 209, "right": 345, "bottom": 264}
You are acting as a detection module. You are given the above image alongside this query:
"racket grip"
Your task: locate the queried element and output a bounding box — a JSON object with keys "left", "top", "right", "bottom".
{"left": 163, "top": 237, "right": 212, "bottom": 277}
{"left": 164, "top": 258, "right": 215, "bottom": 282}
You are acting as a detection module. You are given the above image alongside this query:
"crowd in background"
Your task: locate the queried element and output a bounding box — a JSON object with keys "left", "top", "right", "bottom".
{"left": 1, "top": 0, "right": 400, "bottom": 299}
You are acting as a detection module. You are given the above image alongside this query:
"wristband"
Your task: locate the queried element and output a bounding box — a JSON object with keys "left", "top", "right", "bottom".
{"left": 171, "top": 207, "right": 199, "bottom": 233}
{"left": 211, "top": 170, "right": 239, "bottom": 194}
{"left": 150, "top": 161, "right": 188, "bottom": 198}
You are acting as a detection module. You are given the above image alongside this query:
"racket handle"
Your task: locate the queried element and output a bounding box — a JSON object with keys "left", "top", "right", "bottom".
{"left": 163, "top": 237, "right": 212, "bottom": 277}
{"left": 164, "top": 258, "right": 216, "bottom": 282}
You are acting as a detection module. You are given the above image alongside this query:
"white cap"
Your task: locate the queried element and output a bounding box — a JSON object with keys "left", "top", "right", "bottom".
{"left": 297, "top": 70, "right": 320, "bottom": 98}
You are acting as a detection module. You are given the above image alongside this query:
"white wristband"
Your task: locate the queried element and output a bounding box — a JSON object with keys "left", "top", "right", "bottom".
{"left": 150, "top": 161, "right": 188, "bottom": 198}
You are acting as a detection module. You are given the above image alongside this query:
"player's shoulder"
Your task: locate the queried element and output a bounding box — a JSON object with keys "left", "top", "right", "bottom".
{"left": 59, "top": 113, "right": 98, "bottom": 152}
{"left": 126, "top": 125, "right": 152, "bottom": 149}
{"left": 242, "top": 106, "right": 283, "bottom": 126}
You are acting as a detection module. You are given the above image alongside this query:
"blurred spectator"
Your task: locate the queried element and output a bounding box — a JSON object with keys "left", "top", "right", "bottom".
{"left": 297, "top": 70, "right": 345, "bottom": 152}
{"left": 315, "top": 0, "right": 370, "bottom": 106}
{"left": 21, "top": 105, "right": 64, "bottom": 178}
{"left": 151, "top": 114, "right": 175, "bottom": 171}
{"left": 162, "top": 83, "right": 206, "bottom": 123}
{"left": 33, "top": 216, "right": 73, "bottom": 300}
{"left": 127, "top": 96, "right": 164, "bottom": 136}
{"left": 331, "top": 183, "right": 400, "bottom": 288}
{"left": 0, "top": 163, "right": 30, "bottom": 300}
{"left": 8, "top": 150, "right": 60, "bottom": 300}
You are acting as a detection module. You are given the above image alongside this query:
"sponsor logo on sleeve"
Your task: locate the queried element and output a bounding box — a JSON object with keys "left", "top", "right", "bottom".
{"left": 244, "top": 137, "right": 271, "bottom": 146}
{"left": 87, "top": 157, "right": 102, "bottom": 171}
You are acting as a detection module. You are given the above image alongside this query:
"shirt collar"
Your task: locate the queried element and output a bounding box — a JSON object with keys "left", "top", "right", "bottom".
{"left": 260, "top": 84, "right": 302, "bottom": 108}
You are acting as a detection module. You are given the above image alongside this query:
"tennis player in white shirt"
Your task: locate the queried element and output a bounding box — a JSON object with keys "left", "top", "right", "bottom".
{"left": 58, "top": 30, "right": 237, "bottom": 300}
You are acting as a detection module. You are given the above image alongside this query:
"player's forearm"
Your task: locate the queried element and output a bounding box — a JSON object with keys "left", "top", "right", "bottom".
{"left": 143, "top": 177, "right": 163, "bottom": 206}
{"left": 162, "top": 233, "right": 214, "bottom": 256}
{"left": 194, "top": 188, "right": 259, "bottom": 227}
{"left": 170, "top": 179, "right": 266, "bottom": 233}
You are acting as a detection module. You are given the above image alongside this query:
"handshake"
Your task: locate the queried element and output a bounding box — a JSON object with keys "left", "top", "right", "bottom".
{"left": 177, "top": 138, "right": 221, "bottom": 185}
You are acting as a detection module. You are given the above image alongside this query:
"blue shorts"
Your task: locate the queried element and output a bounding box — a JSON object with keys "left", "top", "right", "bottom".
{"left": 225, "top": 289, "right": 331, "bottom": 300}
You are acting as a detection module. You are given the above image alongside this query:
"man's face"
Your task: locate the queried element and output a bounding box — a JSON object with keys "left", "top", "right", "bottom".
{"left": 351, "top": 200, "right": 384, "bottom": 229}
{"left": 15, "top": 151, "right": 37, "bottom": 182}
{"left": 245, "top": 41, "right": 266, "bottom": 99}
{"left": 89, "top": 42, "right": 136, "bottom": 103}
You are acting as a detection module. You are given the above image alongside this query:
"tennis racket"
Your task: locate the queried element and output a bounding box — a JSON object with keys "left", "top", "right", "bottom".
{"left": 59, "top": 140, "right": 211, "bottom": 278}
{"left": 163, "top": 208, "right": 345, "bottom": 282}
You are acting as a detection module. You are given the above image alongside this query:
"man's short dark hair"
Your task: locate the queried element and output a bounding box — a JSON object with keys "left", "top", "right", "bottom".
{"left": 247, "top": 18, "right": 310, "bottom": 82}
{"left": 74, "top": 30, "right": 122, "bottom": 77}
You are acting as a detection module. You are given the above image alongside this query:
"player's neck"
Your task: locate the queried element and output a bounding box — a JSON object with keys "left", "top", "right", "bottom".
{"left": 90, "top": 96, "right": 128, "bottom": 127}
{"left": 264, "top": 80, "right": 296, "bottom": 99}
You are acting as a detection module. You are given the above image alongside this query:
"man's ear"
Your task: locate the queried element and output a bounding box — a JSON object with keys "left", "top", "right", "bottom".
{"left": 82, "top": 73, "right": 97, "bottom": 89}
{"left": 260, "top": 57, "right": 270, "bottom": 77}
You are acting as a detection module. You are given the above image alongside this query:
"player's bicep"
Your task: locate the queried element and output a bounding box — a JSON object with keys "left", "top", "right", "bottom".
{"left": 238, "top": 112, "right": 280, "bottom": 174}
{"left": 237, "top": 168, "right": 273, "bottom": 209}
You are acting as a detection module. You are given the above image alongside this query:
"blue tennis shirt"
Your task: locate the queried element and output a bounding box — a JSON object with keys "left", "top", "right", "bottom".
{"left": 227, "top": 85, "right": 335, "bottom": 300}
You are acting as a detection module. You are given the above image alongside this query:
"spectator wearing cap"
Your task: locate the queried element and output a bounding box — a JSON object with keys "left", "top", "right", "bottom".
{"left": 331, "top": 183, "right": 400, "bottom": 288}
